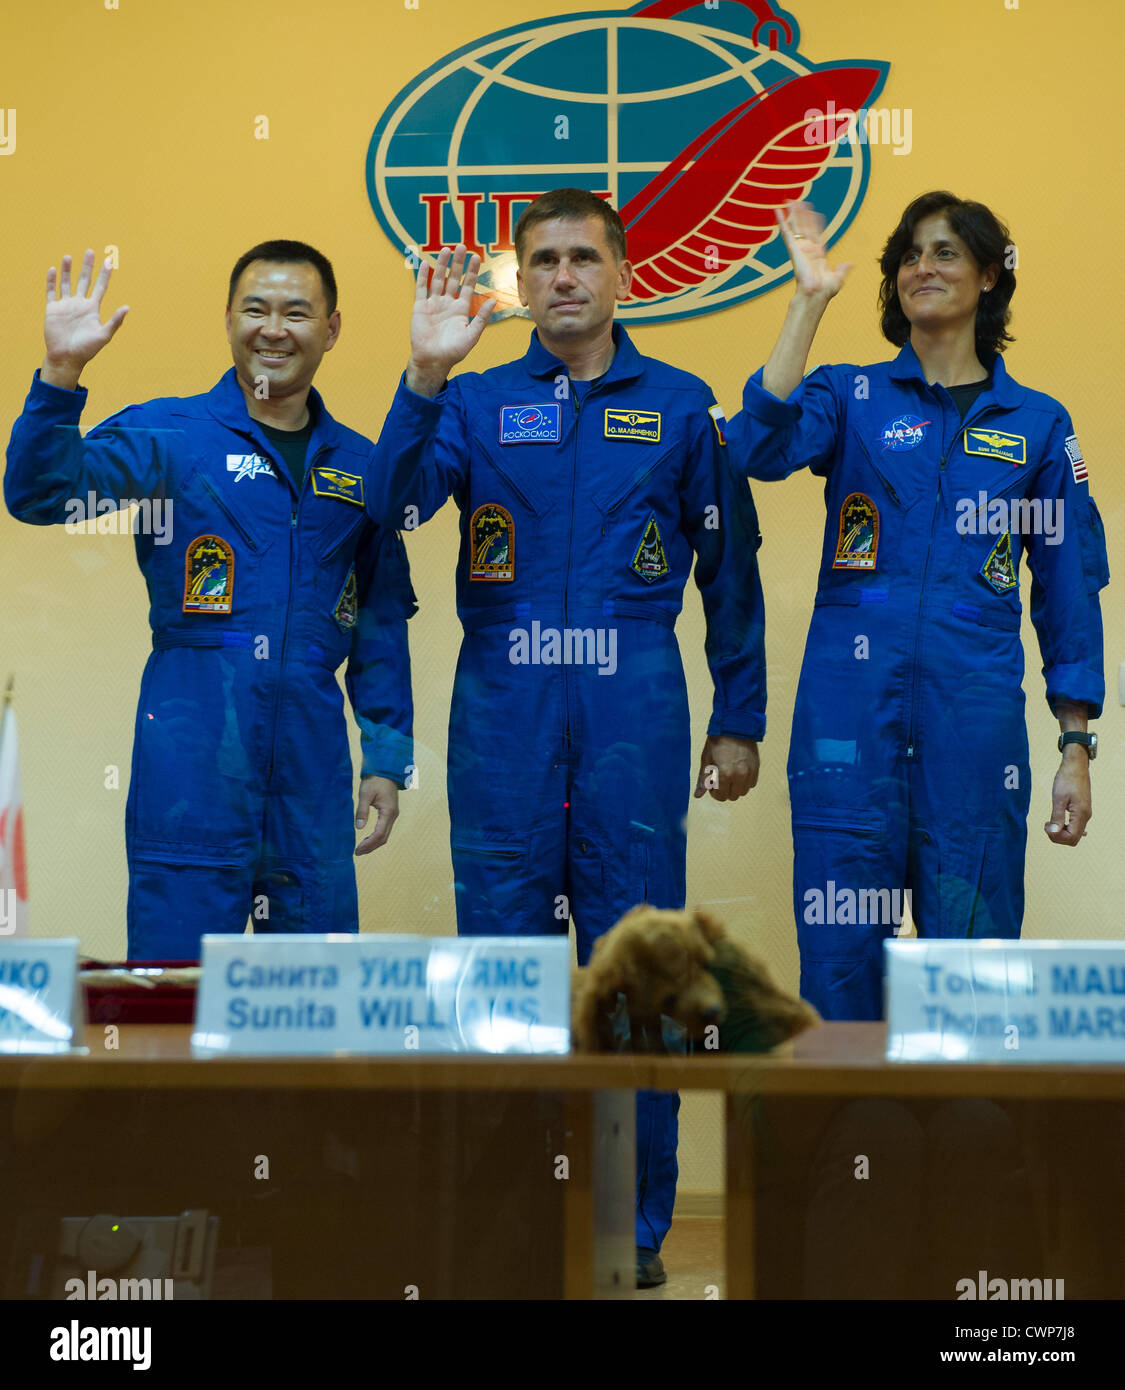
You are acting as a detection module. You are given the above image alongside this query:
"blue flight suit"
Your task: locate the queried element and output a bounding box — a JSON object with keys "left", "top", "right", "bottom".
{"left": 726, "top": 342, "right": 1109, "bottom": 1021}
{"left": 5, "top": 369, "right": 415, "bottom": 959}
{"left": 366, "top": 324, "right": 767, "bottom": 1251}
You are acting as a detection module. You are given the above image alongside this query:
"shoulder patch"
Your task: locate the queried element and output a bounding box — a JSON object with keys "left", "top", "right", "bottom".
{"left": 1065, "top": 434, "right": 1088, "bottom": 483}
{"left": 708, "top": 404, "right": 727, "bottom": 446}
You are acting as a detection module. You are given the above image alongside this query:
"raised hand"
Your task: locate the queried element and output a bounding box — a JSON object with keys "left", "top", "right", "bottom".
{"left": 42, "top": 250, "right": 129, "bottom": 387}
{"left": 775, "top": 202, "right": 851, "bottom": 300}
{"left": 406, "top": 245, "right": 495, "bottom": 397}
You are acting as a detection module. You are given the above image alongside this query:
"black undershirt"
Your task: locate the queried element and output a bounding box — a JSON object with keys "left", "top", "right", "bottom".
{"left": 258, "top": 411, "right": 315, "bottom": 491}
{"left": 945, "top": 377, "right": 991, "bottom": 420}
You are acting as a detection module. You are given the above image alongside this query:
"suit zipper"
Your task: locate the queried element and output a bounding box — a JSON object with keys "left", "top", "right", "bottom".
{"left": 905, "top": 445, "right": 946, "bottom": 761}
{"left": 563, "top": 394, "right": 581, "bottom": 755}
{"left": 266, "top": 446, "right": 318, "bottom": 782}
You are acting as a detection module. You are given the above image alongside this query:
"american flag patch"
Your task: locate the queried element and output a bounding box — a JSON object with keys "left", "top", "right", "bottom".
{"left": 1065, "top": 434, "right": 1088, "bottom": 483}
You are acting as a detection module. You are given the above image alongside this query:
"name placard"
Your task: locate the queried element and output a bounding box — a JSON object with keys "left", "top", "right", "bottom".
{"left": 0, "top": 937, "right": 81, "bottom": 1054}
{"left": 886, "top": 940, "right": 1125, "bottom": 1062}
{"left": 192, "top": 935, "right": 570, "bottom": 1056}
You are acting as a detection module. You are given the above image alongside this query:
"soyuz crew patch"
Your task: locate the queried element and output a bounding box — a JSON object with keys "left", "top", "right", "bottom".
{"left": 499, "top": 404, "right": 560, "bottom": 443}
{"left": 880, "top": 415, "right": 930, "bottom": 450}
{"left": 183, "top": 535, "right": 234, "bottom": 613}
{"left": 964, "top": 428, "right": 1026, "bottom": 465}
{"left": 470, "top": 503, "right": 514, "bottom": 581}
{"left": 631, "top": 513, "right": 669, "bottom": 583}
{"left": 980, "top": 531, "right": 1018, "bottom": 594}
{"left": 605, "top": 408, "right": 661, "bottom": 442}
{"left": 333, "top": 565, "right": 358, "bottom": 631}
{"left": 311, "top": 466, "right": 365, "bottom": 506}
{"left": 833, "top": 493, "right": 879, "bottom": 570}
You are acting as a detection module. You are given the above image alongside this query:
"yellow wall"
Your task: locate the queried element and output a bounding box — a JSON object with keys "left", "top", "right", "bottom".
{"left": 2, "top": 0, "right": 1121, "bottom": 1197}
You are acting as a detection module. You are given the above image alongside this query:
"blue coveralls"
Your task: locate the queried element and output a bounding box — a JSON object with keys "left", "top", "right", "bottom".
{"left": 5, "top": 369, "right": 415, "bottom": 959}
{"left": 367, "top": 324, "right": 767, "bottom": 1250}
{"left": 726, "top": 343, "right": 1109, "bottom": 1021}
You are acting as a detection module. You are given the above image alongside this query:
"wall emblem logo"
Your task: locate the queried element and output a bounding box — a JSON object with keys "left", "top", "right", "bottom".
{"left": 367, "top": 1, "right": 887, "bottom": 324}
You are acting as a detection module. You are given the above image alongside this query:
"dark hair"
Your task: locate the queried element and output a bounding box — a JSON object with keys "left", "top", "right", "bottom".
{"left": 227, "top": 239, "right": 338, "bottom": 316}
{"left": 878, "top": 192, "right": 1015, "bottom": 357}
{"left": 514, "top": 188, "right": 627, "bottom": 265}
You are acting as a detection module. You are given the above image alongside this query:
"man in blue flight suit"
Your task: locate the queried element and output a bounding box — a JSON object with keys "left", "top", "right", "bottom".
{"left": 725, "top": 193, "right": 1109, "bottom": 1022}
{"left": 5, "top": 241, "right": 414, "bottom": 959}
{"left": 366, "top": 189, "right": 767, "bottom": 1285}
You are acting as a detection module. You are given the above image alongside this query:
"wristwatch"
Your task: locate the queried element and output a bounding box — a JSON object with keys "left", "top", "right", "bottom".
{"left": 1058, "top": 731, "right": 1097, "bottom": 759}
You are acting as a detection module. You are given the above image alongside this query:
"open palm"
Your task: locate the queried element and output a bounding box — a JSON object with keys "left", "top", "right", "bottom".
{"left": 410, "top": 244, "right": 495, "bottom": 372}
{"left": 45, "top": 249, "right": 128, "bottom": 367}
{"left": 776, "top": 202, "right": 851, "bottom": 299}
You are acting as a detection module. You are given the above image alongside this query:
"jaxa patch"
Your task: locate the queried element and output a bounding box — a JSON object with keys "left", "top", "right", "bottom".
{"left": 964, "top": 428, "right": 1026, "bottom": 465}
{"left": 183, "top": 535, "right": 234, "bottom": 613}
{"left": 605, "top": 408, "right": 661, "bottom": 443}
{"left": 1065, "top": 434, "right": 1088, "bottom": 483}
{"left": 631, "top": 513, "right": 669, "bottom": 583}
{"left": 311, "top": 466, "right": 364, "bottom": 507}
{"left": 499, "top": 404, "right": 560, "bottom": 443}
{"left": 980, "top": 531, "right": 1018, "bottom": 594}
{"left": 227, "top": 453, "right": 277, "bottom": 482}
{"left": 833, "top": 493, "right": 879, "bottom": 570}
{"left": 708, "top": 404, "right": 727, "bottom": 446}
{"left": 470, "top": 503, "right": 514, "bottom": 581}
{"left": 333, "top": 565, "right": 358, "bottom": 631}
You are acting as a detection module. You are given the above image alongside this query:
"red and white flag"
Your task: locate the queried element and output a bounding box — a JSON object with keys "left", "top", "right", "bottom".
{"left": 0, "top": 697, "right": 29, "bottom": 938}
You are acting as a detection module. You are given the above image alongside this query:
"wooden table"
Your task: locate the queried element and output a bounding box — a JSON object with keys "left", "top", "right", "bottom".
{"left": 1, "top": 1023, "right": 1122, "bottom": 1299}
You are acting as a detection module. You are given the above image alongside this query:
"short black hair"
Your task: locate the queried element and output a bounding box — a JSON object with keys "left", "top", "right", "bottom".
{"left": 514, "top": 189, "right": 627, "bottom": 265}
{"left": 227, "top": 239, "right": 338, "bottom": 316}
{"left": 878, "top": 192, "right": 1015, "bottom": 358}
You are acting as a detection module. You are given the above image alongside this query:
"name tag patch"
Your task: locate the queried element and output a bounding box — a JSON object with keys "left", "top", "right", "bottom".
{"left": 470, "top": 503, "right": 515, "bottom": 581}
{"left": 183, "top": 535, "right": 234, "bottom": 613}
{"left": 311, "top": 467, "right": 365, "bottom": 506}
{"left": 833, "top": 492, "right": 879, "bottom": 570}
{"left": 499, "top": 404, "right": 560, "bottom": 443}
{"left": 605, "top": 408, "right": 661, "bottom": 443}
{"left": 964, "top": 428, "right": 1026, "bottom": 465}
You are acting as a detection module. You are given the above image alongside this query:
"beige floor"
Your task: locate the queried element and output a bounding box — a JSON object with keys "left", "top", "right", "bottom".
{"left": 636, "top": 1216, "right": 723, "bottom": 1301}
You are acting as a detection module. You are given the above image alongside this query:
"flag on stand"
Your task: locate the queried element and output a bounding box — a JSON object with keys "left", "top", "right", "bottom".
{"left": 0, "top": 679, "right": 29, "bottom": 938}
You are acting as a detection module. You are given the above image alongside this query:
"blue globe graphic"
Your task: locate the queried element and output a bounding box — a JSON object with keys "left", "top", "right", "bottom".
{"left": 367, "top": 5, "right": 886, "bottom": 323}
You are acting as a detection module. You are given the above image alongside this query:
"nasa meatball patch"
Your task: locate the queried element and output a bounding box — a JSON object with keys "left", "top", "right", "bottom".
{"left": 499, "top": 404, "right": 560, "bottom": 443}
{"left": 470, "top": 503, "right": 515, "bottom": 581}
{"left": 183, "top": 535, "right": 234, "bottom": 613}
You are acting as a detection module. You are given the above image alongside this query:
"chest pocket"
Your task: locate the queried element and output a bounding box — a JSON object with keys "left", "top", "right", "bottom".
{"left": 187, "top": 467, "right": 266, "bottom": 553}
{"left": 470, "top": 432, "right": 554, "bottom": 517}
{"left": 592, "top": 440, "right": 678, "bottom": 517}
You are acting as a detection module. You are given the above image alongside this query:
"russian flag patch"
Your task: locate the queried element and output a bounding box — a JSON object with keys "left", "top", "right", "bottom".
{"left": 708, "top": 403, "right": 727, "bottom": 447}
